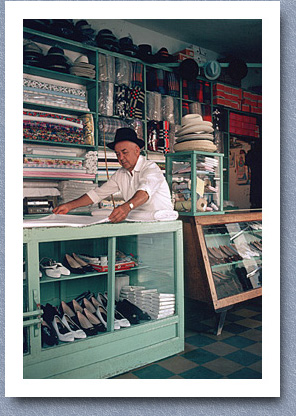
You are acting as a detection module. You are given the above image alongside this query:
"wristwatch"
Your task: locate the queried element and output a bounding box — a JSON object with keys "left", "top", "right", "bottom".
{"left": 128, "top": 202, "right": 134, "bottom": 211}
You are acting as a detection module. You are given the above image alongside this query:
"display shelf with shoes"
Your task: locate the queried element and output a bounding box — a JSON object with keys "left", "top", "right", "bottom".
{"left": 23, "top": 220, "right": 184, "bottom": 379}
{"left": 182, "top": 211, "right": 262, "bottom": 335}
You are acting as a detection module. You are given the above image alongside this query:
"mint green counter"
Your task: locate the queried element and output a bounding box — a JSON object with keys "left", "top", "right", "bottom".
{"left": 23, "top": 220, "right": 184, "bottom": 379}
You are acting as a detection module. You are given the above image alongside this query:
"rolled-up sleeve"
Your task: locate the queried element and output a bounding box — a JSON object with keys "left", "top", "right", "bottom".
{"left": 136, "top": 167, "right": 165, "bottom": 199}
{"left": 86, "top": 174, "right": 120, "bottom": 204}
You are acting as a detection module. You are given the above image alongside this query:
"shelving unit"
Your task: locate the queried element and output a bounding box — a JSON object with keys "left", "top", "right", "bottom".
{"left": 23, "top": 220, "right": 184, "bottom": 379}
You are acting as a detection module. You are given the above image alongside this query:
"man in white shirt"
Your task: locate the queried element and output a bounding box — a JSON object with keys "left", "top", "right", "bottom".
{"left": 53, "top": 127, "right": 173, "bottom": 223}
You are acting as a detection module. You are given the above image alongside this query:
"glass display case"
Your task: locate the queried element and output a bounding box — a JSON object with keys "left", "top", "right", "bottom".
{"left": 182, "top": 212, "right": 262, "bottom": 334}
{"left": 166, "top": 151, "right": 224, "bottom": 216}
{"left": 23, "top": 220, "right": 184, "bottom": 379}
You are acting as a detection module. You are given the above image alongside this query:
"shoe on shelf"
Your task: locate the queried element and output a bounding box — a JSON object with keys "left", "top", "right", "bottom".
{"left": 41, "top": 319, "right": 59, "bottom": 346}
{"left": 114, "top": 309, "right": 131, "bottom": 328}
{"left": 97, "top": 292, "right": 108, "bottom": 308}
{"left": 84, "top": 308, "right": 106, "bottom": 333}
{"left": 40, "top": 257, "right": 70, "bottom": 277}
{"left": 61, "top": 314, "right": 87, "bottom": 339}
{"left": 72, "top": 253, "right": 96, "bottom": 272}
{"left": 68, "top": 299, "right": 84, "bottom": 314}
{"left": 40, "top": 259, "right": 61, "bottom": 279}
{"left": 52, "top": 315, "right": 74, "bottom": 342}
{"left": 96, "top": 305, "right": 121, "bottom": 330}
{"left": 76, "top": 311, "right": 98, "bottom": 337}
{"left": 63, "top": 254, "right": 86, "bottom": 274}
{"left": 76, "top": 254, "right": 100, "bottom": 265}
{"left": 82, "top": 297, "right": 97, "bottom": 314}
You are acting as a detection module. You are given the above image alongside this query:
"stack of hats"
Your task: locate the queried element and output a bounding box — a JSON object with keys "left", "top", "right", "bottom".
{"left": 50, "top": 19, "right": 76, "bottom": 40}
{"left": 174, "top": 114, "right": 217, "bottom": 152}
{"left": 96, "top": 29, "right": 119, "bottom": 52}
{"left": 119, "top": 36, "right": 138, "bottom": 57}
{"left": 74, "top": 20, "right": 96, "bottom": 44}
{"left": 43, "top": 46, "right": 70, "bottom": 73}
{"left": 70, "top": 54, "right": 95, "bottom": 79}
{"left": 23, "top": 42, "right": 44, "bottom": 67}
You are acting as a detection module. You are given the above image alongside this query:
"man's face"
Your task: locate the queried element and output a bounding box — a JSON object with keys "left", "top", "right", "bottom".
{"left": 114, "top": 141, "right": 140, "bottom": 172}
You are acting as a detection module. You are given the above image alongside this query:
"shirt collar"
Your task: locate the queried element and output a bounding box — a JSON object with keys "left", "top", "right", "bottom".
{"left": 124, "top": 155, "right": 145, "bottom": 175}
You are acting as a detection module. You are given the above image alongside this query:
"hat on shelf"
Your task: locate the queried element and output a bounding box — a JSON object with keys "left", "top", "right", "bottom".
{"left": 23, "top": 42, "right": 44, "bottom": 67}
{"left": 96, "top": 29, "right": 120, "bottom": 52}
{"left": 70, "top": 55, "right": 95, "bottom": 78}
{"left": 154, "top": 47, "right": 178, "bottom": 64}
{"left": 50, "top": 19, "right": 76, "bottom": 39}
{"left": 23, "top": 19, "right": 52, "bottom": 33}
{"left": 107, "top": 128, "right": 145, "bottom": 150}
{"left": 203, "top": 60, "right": 221, "bottom": 80}
{"left": 174, "top": 114, "right": 216, "bottom": 152}
{"left": 74, "top": 20, "right": 96, "bottom": 43}
{"left": 227, "top": 57, "right": 248, "bottom": 80}
{"left": 137, "top": 44, "right": 156, "bottom": 63}
{"left": 43, "top": 46, "right": 70, "bottom": 73}
{"left": 119, "top": 36, "right": 139, "bottom": 57}
{"left": 178, "top": 58, "right": 200, "bottom": 81}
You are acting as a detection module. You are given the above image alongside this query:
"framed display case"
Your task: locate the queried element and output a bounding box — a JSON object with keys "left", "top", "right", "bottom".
{"left": 182, "top": 211, "right": 262, "bottom": 334}
{"left": 166, "top": 151, "right": 224, "bottom": 216}
{"left": 23, "top": 220, "right": 184, "bottom": 379}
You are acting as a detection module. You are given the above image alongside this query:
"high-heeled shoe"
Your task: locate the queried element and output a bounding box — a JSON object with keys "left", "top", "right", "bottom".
{"left": 82, "top": 297, "right": 97, "bottom": 314}
{"left": 83, "top": 308, "right": 106, "bottom": 333}
{"left": 52, "top": 315, "right": 74, "bottom": 342}
{"left": 96, "top": 305, "right": 121, "bottom": 330}
{"left": 97, "top": 292, "right": 108, "bottom": 308}
{"left": 72, "top": 253, "right": 95, "bottom": 272}
{"left": 61, "top": 313, "right": 87, "bottom": 339}
{"left": 63, "top": 254, "right": 85, "bottom": 274}
{"left": 76, "top": 311, "right": 98, "bottom": 337}
{"left": 90, "top": 297, "right": 124, "bottom": 328}
{"left": 114, "top": 309, "right": 131, "bottom": 328}
{"left": 41, "top": 319, "right": 59, "bottom": 346}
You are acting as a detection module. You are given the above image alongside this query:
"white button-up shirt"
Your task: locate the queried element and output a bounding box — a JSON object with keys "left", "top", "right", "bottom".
{"left": 87, "top": 155, "right": 173, "bottom": 211}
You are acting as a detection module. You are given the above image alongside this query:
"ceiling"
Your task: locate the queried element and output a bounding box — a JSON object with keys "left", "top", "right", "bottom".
{"left": 125, "top": 19, "right": 262, "bottom": 63}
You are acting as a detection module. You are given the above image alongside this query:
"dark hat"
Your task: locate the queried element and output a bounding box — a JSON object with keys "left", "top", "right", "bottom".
{"left": 227, "top": 57, "right": 248, "bottom": 80}
{"left": 137, "top": 44, "right": 156, "bottom": 63}
{"left": 119, "top": 37, "right": 138, "bottom": 57}
{"left": 107, "top": 128, "right": 145, "bottom": 150}
{"left": 179, "top": 58, "right": 200, "bottom": 81}
{"left": 154, "top": 47, "right": 178, "bottom": 64}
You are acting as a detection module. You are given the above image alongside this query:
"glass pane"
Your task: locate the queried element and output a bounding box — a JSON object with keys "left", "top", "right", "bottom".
{"left": 172, "top": 154, "right": 221, "bottom": 213}
{"left": 203, "top": 221, "right": 262, "bottom": 299}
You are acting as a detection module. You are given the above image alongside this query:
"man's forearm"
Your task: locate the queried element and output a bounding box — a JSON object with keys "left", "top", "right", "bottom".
{"left": 67, "top": 194, "right": 94, "bottom": 210}
{"left": 125, "top": 190, "right": 149, "bottom": 210}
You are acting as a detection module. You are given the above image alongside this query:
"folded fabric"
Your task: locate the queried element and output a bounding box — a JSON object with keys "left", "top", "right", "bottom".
{"left": 91, "top": 208, "right": 179, "bottom": 222}
{"left": 98, "top": 82, "right": 114, "bottom": 116}
{"left": 98, "top": 54, "right": 115, "bottom": 82}
{"left": 115, "top": 58, "right": 133, "bottom": 87}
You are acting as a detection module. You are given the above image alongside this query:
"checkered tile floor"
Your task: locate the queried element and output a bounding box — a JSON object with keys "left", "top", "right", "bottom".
{"left": 112, "top": 298, "right": 262, "bottom": 379}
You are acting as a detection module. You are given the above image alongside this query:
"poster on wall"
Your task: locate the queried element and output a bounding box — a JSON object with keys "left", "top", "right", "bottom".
{"left": 236, "top": 149, "right": 249, "bottom": 185}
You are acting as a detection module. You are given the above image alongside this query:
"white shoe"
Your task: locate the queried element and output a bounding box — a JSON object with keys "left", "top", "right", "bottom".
{"left": 96, "top": 305, "right": 120, "bottom": 330}
{"left": 55, "top": 262, "right": 70, "bottom": 276}
{"left": 52, "top": 315, "right": 74, "bottom": 342}
{"left": 62, "top": 314, "right": 86, "bottom": 339}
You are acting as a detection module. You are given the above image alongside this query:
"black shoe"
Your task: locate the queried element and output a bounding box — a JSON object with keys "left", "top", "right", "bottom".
{"left": 115, "top": 299, "right": 151, "bottom": 324}
{"left": 41, "top": 319, "right": 59, "bottom": 346}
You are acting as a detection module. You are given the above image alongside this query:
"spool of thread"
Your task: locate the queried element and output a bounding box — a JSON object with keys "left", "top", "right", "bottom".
{"left": 197, "top": 198, "right": 207, "bottom": 212}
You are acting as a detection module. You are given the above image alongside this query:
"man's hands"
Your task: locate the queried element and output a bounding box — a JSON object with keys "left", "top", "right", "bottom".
{"left": 108, "top": 203, "right": 130, "bottom": 223}
{"left": 52, "top": 203, "right": 72, "bottom": 215}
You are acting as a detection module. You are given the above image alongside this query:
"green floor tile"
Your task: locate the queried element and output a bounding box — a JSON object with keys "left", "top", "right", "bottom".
{"left": 225, "top": 350, "right": 261, "bottom": 366}
{"left": 227, "top": 367, "right": 262, "bottom": 379}
{"left": 185, "top": 333, "right": 216, "bottom": 347}
{"left": 132, "top": 364, "right": 175, "bottom": 379}
{"left": 181, "top": 348, "right": 219, "bottom": 365}
{"left": 180, "top": 366, "right": 223, "bottom": 379}
{"left": 223, "top": 335, "right": 256, "bottom": 348}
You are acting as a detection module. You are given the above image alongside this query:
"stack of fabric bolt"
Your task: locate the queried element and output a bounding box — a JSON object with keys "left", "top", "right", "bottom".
{"left": 83, "top": 151, "right": 98, "bottom": 174}
{"left": 58, "top": 181, "right": 97, "bottom": 213}
{"left": 119, "top": 286, "right": 175, "bottom": 320}
{"left": 174, "top": 114, "right": 217, "bottom": 152}
{"left": 23, "top": 74, "right": 89, "bottom": 111}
